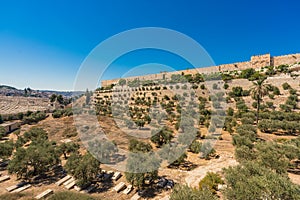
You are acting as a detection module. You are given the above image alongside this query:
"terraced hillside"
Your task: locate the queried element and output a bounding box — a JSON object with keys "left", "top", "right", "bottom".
{"left": 0, "top": 96, "right": 50, "bottom": 115}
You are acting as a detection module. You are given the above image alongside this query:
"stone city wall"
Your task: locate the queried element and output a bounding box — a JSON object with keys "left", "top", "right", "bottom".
{"left": 101, "top": 53, "right": 299, "bottom": 87}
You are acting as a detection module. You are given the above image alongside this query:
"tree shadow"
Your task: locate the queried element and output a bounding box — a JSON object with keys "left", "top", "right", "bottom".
{"left": 139, "top": 186, "right": 163, "bottom": 199}
{"left": 168, "top": 161, "right": 198, "bottom": 171}
{"left": 30, "top": 165, "right": 66, "bottom": 186}
{"left": 93, "top": 178, "right": 114, "bottom": 193}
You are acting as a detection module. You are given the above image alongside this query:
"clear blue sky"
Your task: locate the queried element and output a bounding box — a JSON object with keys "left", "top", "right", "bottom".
{"left": 1, "top": 0, "right": 300, "bottom": 91}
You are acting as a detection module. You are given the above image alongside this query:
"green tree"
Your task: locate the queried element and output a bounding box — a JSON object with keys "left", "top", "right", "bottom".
{"left": 8, "top": 139, "right": 60, "bottom": 179}
{"left": 59, "top": 142, "right": 79, "bottom": 159}
{"left": 65, "top": 152, "right": 101, "bottom": 187}
{"left": 56, "top": 94, "right": 64, "bottom": 104}
{"left": 0, "top": 114, "right": 3, "bottom": 124}
{"left": 282, "top": 82, "right": 291, "bottom": 90}
{"left": 250, "top": 77, "right": 269, "bottom": 124}
{"left": 50, "top": 94, "right": 57, "bottom": 103}
{"left": 129, "top": 139, "right": 152, "bottom": 153}
{"left": 150, "top": 127, "right": 173, "bottom": 147}
{"left": 85, "top": 89, "right": 91, "bottom": 105}
{"left": 0, "top": 126, "right": 6, "bottom": 139}
{"left": 135, "top": 119, "right": 145, "bottom": 129}
{"left": 118, "top": 79, "right": 127, "bottom": 86}
{"left": 125, "top": 139, "right": 160, "bottom": 189}
{"left": 125, "top": 152, "right": 160, "bottom": 189}
{"left": 189, "top": 140, "right": 202, "bottom": 154}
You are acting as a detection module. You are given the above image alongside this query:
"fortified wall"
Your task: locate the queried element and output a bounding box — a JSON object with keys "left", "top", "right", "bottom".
{"left": 101, "top": 53, "right": 300, "bottom": 87}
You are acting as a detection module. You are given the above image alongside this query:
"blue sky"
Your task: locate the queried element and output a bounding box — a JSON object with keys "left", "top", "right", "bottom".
{"left": 1, "top": 0, "right": 300, "bottom": 91}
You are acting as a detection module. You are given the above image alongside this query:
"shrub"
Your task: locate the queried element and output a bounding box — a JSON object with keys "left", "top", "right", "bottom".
{"left": 212, "top": 83, "right": 218, "bottom": 90}
{"left": 189, "top": 140, "right": 202, "bottom": 153}
{"left": 282, "top": 82, "right": 291, "bottom": 90}
{"left": 239, "top": 68, "right": 255, "bottom": 79}
{"left": 199, "top": 172, "right": 224, "bottom": 194}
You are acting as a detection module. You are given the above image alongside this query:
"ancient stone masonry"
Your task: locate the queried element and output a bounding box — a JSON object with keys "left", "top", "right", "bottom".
{"left": 101, "top": 53, "right": 300, "bottom": 87}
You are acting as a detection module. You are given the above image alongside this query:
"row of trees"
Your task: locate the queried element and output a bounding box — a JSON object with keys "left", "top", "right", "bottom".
{"left": 5, "top": 127, "right": 101, "bottom": 188}
{"left": 258, "top": 119, "right": 300, "bottom": 135}
{"left": 226, "top": 113, "right": 300, "bottom": 199}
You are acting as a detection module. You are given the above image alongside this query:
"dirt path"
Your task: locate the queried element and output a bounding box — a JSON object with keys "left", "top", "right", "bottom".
{"left": 185, "top": 153, "right": 238, "bottom": 188}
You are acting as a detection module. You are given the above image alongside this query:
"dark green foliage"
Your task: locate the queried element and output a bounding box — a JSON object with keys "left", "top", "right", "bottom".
{"left": 53, "top": 108, "right": 73, "bottom": 118}
{"left": 23, "top": 111, "right": 47, "bottom": 124}
{"left": 126, "top": 139, "right": 160, "bottom": 188}
{"left": 0, "top": 140, "right": 14, "bottom": 158}
{"left": 236, "top": 100, "right": 248, "bottom": 112}
{"left": 8, "top": 137, "right": 60, "bottom": 179}
{"left": 170, "top": 74, "right": 187, "bottom": 83}
{"left": 125, "top": 119, "right": 134, "bottom": 128}
{"left": 135, "top": 119, "right": 145, "bottom": 129}
{"left": 65, "top": 152, "right": 101, "bottom": 187}
{"left": 118, "top": 78, "right": 126, "bottom": 86}
{"left": 255, "top": 142, "right": 290, "bottom": 174}
{"left": 199, "top": 172, "right": 224, "bottom": 194}
{"left": 224, "top": 162, "right": 300, "bottom": 200}
{"left": 151, "top": 127, "right": 173, "bottom": 147}
{"left": 258, "top": 119, "right": 300, "bottom": 135}
{"left": 59, "top": 142, "right": 79, "bottom": 159}
{"left": 282, "top": 82, "right": 291, "bottom": 90}
{"left": 0, "top": 126, "right": 5, "bottom": 140}
{"left": 224, "top": 83, "right": 229, "bottom": 90}
{"left": 56, "top": 94, "right": 64, "bottom": 104}
{"left": 170, "top": 184, "right": 217, "bottom": 200}
{"left": 227, "top": 107, "right": 234, "bottom": 116}
{"left": 125, "top": 152, "right": 160, "bottom": 188}
{"left": 229, "top": 86, "right": 243, "bottom": 97}
{"left": 276, "top": 64, "right": 290, "bottom": 73}
{"left": 158, "top": 144, "right": 187, "bottom": 166}
{"left": 273, "top": 86, "right": 281, "bottom": 95}
{"left": 235, "top": 145, "right": 257, "bottom": 163}
{"left": 250, "top": 77, "right": 269, "bottom": 124}
{"left": 189, "top": 140, "right": 202, "bottom": 153}
{"left": 224, "top": 116, "right": 236, "bottom": 134}
{"left": 23, "top": 127, "right": 48, "bottom": 143}
{"left": 129, "top": 139, "right": 152, "bottom": 153}
{"left": 239, "top": 68, "right": 256, "bottom": 79}
{"left": 233, "top": 124, "right": 257, "bottom": 148}
{"left": 50, "top": 94, "right": 57, "bottom": 102}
